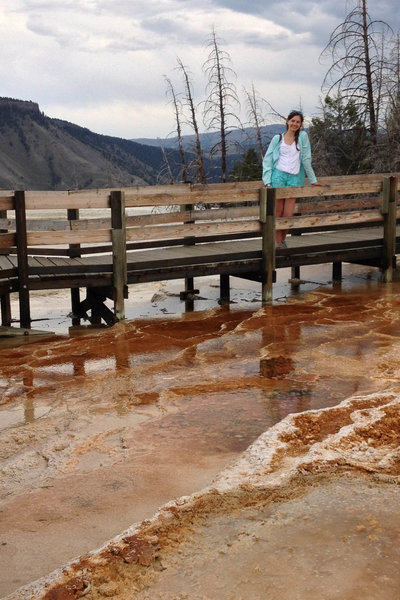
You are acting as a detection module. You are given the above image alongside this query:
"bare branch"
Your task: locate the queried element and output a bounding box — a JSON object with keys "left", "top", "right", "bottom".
{"left": 202, "top": 28, "right": 241, "bottom": 182}
{"left": 320, "top": 0, "right": 394, "bottom": 143}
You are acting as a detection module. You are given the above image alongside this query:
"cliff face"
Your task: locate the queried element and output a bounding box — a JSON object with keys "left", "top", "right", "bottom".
{"left": 0, "top": 98, "right": 166, "bottom": 190}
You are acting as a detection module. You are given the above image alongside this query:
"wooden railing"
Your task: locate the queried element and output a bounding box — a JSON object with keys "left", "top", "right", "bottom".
{"left": 0, "top": 172, "right": 398, "bottom": 329}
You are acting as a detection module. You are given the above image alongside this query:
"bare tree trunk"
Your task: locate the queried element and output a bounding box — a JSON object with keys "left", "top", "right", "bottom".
{"left": 245, "top": 84, "right": 265, "bottom": 162}
{"left": 361, "top": 0, "right": 377, "bottom": 143}
{"left": 159, "top": 143, "right": 175, "bottom": 184}
{"left": 177, "top": 58, "right": 207, "bottom": 184}
{"left": 164, "top": 76, "right": 187, "bottom": 183}
{"left": 203, "top": 28, "right": 240, "bottom": 183}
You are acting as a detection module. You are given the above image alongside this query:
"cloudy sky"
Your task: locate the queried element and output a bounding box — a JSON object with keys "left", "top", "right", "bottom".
{"left": 1, "top": 0, "right": 399, "bottom": 140}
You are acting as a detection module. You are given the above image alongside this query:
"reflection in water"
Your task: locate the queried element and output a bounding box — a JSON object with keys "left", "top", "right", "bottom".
{"left": 1, "top": 401, "right": 51, "bottom": 430}
{"left": 2, "top": 270, "right": 400, "bottom": 597}
{"left": 24, "top": 397, "right": 35, "bottom": 423}
{"left": 1, "top": 280, "right": 400, "bottom": 432}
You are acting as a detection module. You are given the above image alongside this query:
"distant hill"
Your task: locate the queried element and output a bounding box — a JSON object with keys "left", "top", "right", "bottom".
{"left": 133, "top": 124, "right": 283, "bottom": 153}
{"left": 0, "top": 98, "right": 180, "bottom": 190}
{"left": 0, "top": 97, "right": 284, "bottom": 191}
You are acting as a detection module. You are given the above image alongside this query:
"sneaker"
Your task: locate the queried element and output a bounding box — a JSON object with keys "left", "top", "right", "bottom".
{"left": 277, "top": 241, "right": 287, "bottom": 249}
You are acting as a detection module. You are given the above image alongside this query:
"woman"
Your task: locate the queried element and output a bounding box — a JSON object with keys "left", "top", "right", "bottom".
{"left": 262, "top": 110, "right": 321, "bottom": 247}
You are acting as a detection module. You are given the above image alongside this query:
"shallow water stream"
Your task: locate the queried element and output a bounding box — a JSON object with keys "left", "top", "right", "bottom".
{"left": 1, "top": 265, "right": 400, "bottom": 597}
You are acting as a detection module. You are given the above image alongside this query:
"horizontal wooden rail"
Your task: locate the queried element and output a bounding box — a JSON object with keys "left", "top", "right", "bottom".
{"left": 27, "top": 230, "right": 112, "bottom": 246}
{"left": 276, "top": 209, "right": 388, "bottom": 231}
{"left": 0, "top": 184, "right": 397, "bottom": 249}
{"left": 1, "top": 195, "right": 393, "bottom": 235}
{"left": 296, "top": 196, "right": 385, "bottom": 214}
{"left": 0, "top": 233, "right": 16, "bottom": 248}
{"left": 0, "top": 174, "right": 397, "bottom": 331}
{"left": 125, "top": 220, "right": 261, "bottom": 242}
{"left": 1, "top": 173, "right": 397, "bottom": 212}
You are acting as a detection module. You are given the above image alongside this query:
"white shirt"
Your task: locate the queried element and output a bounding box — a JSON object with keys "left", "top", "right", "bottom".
{"left": 276, "top": 139, "right": 300, "bottom": 175}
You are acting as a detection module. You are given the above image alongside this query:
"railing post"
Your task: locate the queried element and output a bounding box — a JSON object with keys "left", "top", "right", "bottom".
{"left": 260, "top": 187, "right": 276, "bottom": 303}
{"left": 381, "top": 176, "right": 397, "bottom": 283}
{"left": 68, "top": 208, "right": 81, "bottom": 326}
{"left": 14, "top": 190, "right": 31, "bottom": 329}
{"left": 0, "top": 205, "right": 11, "bottom": 326}
{"left": 110, "top": 190, "right": 127, "bottom": 321}
{"left": 180, "top": 202, "right": 199, "bottom": 306}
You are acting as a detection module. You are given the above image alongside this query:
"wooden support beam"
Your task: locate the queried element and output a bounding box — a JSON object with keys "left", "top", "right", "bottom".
{"left": 181, "top": 203, "right": 197, "bottom": 299}
{"left": 1, "top": 294, "right": 11, "bottom": 326}
{"left": 68, "top": 208, "right": 81, "bottom": 326}
{"left": 219, "top": 274, "right": 230, "bottom": 304}
{"left": 0, "top": 205, "right": 11, "bottom": 326}
{"left": 111, "top": 190, "right": 127, "bottom": 321}
{"left": 289, "top": 266, "right": 301, "bottom": 287}
{"left": 0, "top": 325, "right": 55, "bottom": 337}
{"left": 70, "top": 287, "right": 81, "bottom": 326}
{"left": 382, "top": 176, "right": 397, "bottom": 282}
{"left": 67, "top": 209, "right": 81, "bottom": 258}
{"left": 260, "top": 187, "right": 276, "bottom": 304}
{"left": 179, "top": 288, "right": 200, "bottom": 300}
{"left": 332, "top": 262, "right": 342, "bottom": 282}
{"left": 77, "top": 289, "right": 116, "bottom": 326}
{"left": 14, "top": 190, "right": 31, "bottom": 329}
{"left": 87, "top": 289, "right": 115, "bottom": 325}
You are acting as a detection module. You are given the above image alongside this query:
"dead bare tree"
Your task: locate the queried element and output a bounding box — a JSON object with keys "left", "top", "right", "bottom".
{"left": 320, "top": 0, "right": 393, "bottom": 145}
{"left": 176, "top": 58, "right": 207, "bottom": 184}
{"left": 164, "top": 75, "right": 187, "bottom": 183}
{"left": 244, "top": 84, "right": 266, "bottom": 162}
{"left": 376, "top": 34, "right": 400, "bottom": 171}
{"left": 158, "top": 142, "right": 175, "bottom": 184}
{"left": 203, "top": 28, "right": 241, "bottom": 182}
{"left": 386, "top": 32, "right": 400, "bottom": 117}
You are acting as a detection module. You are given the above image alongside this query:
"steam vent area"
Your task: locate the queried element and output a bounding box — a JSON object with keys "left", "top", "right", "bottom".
{"left": 1, "top": 267, "right": 400, "bottom": 600}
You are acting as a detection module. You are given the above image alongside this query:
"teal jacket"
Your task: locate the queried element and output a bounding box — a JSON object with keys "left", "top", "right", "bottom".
{"left": 262, "top": 130, "right": 317, "bottom": 186}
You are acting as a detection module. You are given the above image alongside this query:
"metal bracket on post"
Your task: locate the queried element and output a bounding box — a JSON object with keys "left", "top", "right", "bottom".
{"left": 260, "top": 187, "right": 276, "bottom": 303}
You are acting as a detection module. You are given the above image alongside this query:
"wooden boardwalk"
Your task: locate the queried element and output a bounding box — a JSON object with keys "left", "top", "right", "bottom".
{"left": 1, "top": 225, "right": 397, "bottom": 284}
{"left": 0, "top": 174, "right": 398, "bottom": 330}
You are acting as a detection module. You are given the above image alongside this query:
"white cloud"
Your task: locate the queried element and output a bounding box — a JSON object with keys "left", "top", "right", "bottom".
{"left": 0, "top": 0, "right": 399, "bottom": 138}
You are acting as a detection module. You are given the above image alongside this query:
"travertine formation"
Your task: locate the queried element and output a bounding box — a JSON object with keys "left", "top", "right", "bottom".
{"left": 6, "top": 390, "right": 400, "bottom": 600}
{"left": 2, "top": 271, "right": 400, "bottom": 599}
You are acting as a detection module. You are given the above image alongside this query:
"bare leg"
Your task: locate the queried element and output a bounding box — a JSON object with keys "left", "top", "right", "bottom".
{"left": 281, "top": 198, "right": 296, "bottom": 242}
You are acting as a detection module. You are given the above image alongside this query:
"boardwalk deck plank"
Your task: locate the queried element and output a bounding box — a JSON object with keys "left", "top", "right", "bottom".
{"left": 0, "top": 224, "right": 397, "bottom": 287}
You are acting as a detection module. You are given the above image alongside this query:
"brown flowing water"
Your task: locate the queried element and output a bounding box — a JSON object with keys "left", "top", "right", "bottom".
{"left": 1, "top": 264, "right": 400, "bottom": 599}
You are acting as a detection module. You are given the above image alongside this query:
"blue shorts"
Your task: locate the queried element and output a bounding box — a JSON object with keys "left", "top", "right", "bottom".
{"left": 271, "top": 168, "right": 304, "bottom": 188}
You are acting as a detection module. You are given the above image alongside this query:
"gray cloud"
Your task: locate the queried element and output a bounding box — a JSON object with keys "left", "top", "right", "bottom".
{"left": 0, "top": 0, "right": 399, "bottom": 138}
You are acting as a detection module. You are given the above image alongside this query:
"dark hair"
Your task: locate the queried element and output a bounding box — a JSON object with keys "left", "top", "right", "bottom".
{"left": 286, "top": 110, "right": 304, "bottom": 149}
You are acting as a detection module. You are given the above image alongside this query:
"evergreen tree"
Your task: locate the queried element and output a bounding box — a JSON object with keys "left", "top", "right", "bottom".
{"left": 309, "top": 95, "right": 370, "bottom": 175}
{"left": 229, "top": 148, "right": 262, "bottom": 182}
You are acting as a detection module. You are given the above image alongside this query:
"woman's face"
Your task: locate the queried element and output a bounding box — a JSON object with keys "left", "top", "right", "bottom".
{"left": 286, "top": 115, "right": 303, "bottom": 132}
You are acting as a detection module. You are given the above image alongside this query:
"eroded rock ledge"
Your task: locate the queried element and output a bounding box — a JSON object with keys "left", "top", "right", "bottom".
{"left": 7, "top": 390, "right": 400, "bottom": 600}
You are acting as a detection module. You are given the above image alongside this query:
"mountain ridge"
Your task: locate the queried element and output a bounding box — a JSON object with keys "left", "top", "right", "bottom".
{"left": 0, "top": 97, "right": 281, "bottom": 190}
{"left": 132, "top": 124, "right": 283, "bottom": 151}
{"left": 0, "top": 98, "right": 172, "bottom": 190}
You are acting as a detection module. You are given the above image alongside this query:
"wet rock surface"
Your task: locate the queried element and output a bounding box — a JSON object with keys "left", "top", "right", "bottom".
{"left": 1, "top": 268, "right": 400, "bottom": 599}
{"left": 6, "top": 392, "right": 400, "bottom": 600}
